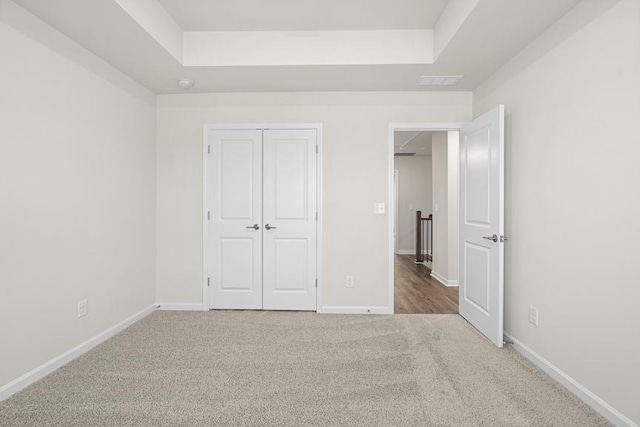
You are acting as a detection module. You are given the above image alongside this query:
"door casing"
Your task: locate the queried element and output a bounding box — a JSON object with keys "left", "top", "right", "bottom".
{"left": 203, "top": 123, "right": 323, "bottom": 312}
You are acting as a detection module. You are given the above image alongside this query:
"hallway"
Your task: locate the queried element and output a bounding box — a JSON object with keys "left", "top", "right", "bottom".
{"left": 394, "top": 254, "right": 458, "bottom": 314}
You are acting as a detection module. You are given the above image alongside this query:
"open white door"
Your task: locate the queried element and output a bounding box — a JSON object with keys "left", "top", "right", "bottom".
{"left": 458, "top": 105, "right": 505, "bottom": 347}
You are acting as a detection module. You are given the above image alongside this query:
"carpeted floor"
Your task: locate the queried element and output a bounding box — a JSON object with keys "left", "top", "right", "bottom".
{"left": 0, "top": 312, "right": 610, "bottom": 426}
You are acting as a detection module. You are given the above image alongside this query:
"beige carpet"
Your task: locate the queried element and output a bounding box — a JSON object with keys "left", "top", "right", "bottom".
{"left": 0, "top": 312, "right": 609, "bottom": 426}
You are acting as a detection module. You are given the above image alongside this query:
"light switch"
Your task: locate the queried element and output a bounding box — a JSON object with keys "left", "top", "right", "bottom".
{"left": 374, "top": 202, "right": 386, "bottom": 214}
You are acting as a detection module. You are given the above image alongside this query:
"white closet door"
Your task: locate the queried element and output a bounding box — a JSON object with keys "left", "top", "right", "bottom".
{"left": 208, "top": 129, "right": 263, "bottom": 310}
{"left": 262, "top": 129, "right": 317, "bottom": 311}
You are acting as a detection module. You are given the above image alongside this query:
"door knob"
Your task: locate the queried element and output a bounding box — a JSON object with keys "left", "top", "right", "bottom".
{"left": 264, "top": 224, "right": 277, "bottom": 230}
{"left": 245, "top": 224, "right": 260, "bottom": 230}
{"left": 482, "top": 234, "right": 498, "bottom": 242}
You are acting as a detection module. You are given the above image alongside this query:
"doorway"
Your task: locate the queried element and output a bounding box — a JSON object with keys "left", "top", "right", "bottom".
{"left": 392, "top": 129, "right": 459, "bottom": 314}
{"left": 203, "top": 124, "right": 323, "bottom": 312}
{"left": 388, "top": 107, "right": 506, "bottom": 347}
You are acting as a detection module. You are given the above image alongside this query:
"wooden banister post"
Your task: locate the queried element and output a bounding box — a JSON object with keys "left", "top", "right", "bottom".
{"left": 416, "top": 210, "right": 424, "bottom": 263}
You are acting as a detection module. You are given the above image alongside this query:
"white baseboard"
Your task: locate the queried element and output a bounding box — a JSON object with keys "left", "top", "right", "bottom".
{"left": 395, "top": 250, "right": 431, "bottom": 255}
{"left": 320, "top": 306, "right": 392, "bottom": 315}
{"left": 430, "top": 270, "right": 459, "bottom": 287}
{"left": 156, "top": 302, "right": 204, "bottom": 311}
{"left": 0, "top": 304, "right": 155, "bottom": 403}
{"left": 504, "top": 332, "right": 637, "bottom": 427}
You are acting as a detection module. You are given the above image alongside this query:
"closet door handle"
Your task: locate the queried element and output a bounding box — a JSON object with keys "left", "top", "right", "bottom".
{"left": 264, "top": 224, "right": 277, "bottom": 230}
{"left": 246, "top": 224, "right": 260, "bottom": 230}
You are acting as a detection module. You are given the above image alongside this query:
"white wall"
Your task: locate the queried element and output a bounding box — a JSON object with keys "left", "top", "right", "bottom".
{"left": 431, "top": 132, "right": 449, "bottom": 276}
{"left": 394, "top": 155, "right": 432, "bottom": 253}
{"left": 474, "top": 0, "right": 640, "bottom": 424}
{"left": 431, "top": 131, "right": 458, "bottom": 283}
{"left": 0, "top": 5, "right": 157, "bottom": 391}
{"left": 156, "top": 92, "right": 472, "bottom": 310}
{"left": 446, "top": 131, "right": 458, "bottom": 282}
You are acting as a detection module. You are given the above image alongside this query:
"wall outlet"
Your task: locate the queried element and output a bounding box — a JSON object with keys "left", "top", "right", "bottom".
{"left": 78, "top": 299, "right": 88, "bottom": 318}
{"left": 345, "top": 275, "right": 354, "bottom": 288}
{"left": 528, "top": 305, "right": 539, "bottom": 326}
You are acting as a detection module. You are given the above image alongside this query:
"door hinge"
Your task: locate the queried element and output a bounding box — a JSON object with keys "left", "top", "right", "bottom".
{"left": 315, "top": 212, "right": 318, "bottom": 221}
{"left": 207, "top": 145, "right": 211, "bottom": 154}
{"left": 207, "top": 277, "right": 210, "bottom": 287}
{"left": 315, "top": 279, "right": 318, "bottom": 288}
{"left": 207, "top": 211, "right": 210, "bottom": 221}
{"left": 316, "top": 144, "right": 318, "bottom": 154}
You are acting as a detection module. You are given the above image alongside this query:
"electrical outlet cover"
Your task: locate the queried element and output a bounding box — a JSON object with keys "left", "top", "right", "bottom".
{"left": 78, "top": 299, "right": 88, "bottom": 318}
{"left": 346, "top": 275, "right": 354, "bottom": 288}
{"left": 528, "top": 306, "right": 538, "bottom": 326}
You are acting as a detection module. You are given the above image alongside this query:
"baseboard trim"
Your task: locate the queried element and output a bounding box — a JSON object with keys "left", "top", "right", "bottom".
{"left": 156, "top": 302, "right": 204, "bottom": 311}
{"left": 395, "top": 250, "right": 431, "bottom": 255}
{"left": 430, "top": 270, "right": 459, "bottom": 287}
{"left": 0, "top": 304, "right": 155, "bottom": 403}
{"left": 320, "top": 306, "right": 392, "bottom": 315}
{"left": 504, "top": 332, "right": 637, "bottom": 427}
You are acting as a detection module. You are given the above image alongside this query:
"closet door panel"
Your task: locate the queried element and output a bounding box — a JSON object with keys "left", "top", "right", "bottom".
{"left": 262, "top": 129, "right": 317, "bottom": 311}
{"left": 207, "top": 129, "right": 263, "bottom": 310}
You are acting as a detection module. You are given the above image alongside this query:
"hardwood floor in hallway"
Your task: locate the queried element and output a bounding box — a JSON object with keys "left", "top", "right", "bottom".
{"left": 394, "top": 254, "right": 458, "bottom": 314}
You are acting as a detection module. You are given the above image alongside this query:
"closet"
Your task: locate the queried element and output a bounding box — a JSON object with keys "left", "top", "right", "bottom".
{"left": 205, "top": 128, "right": 318, "bottom": 311}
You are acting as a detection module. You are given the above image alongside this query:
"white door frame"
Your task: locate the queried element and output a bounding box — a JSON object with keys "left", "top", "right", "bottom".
{"left": 203, "top": 123, "right": 324, "bottom": 312}
{"left": 393, "top": 169, "right": 399, "bottom": 254}
{"left": 387, "top": 122, "right": 462, "bottom": 313}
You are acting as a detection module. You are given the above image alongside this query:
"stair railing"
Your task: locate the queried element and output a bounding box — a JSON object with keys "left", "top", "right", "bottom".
{"left": 415, "top": 210, "right": 433, "bottom": 264}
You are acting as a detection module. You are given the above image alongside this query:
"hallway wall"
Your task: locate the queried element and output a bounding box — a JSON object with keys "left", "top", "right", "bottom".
{"left": 431, "top": 131, "right": 458, "bottom": 284}
{"left": 394, "top": 155, "right": 432, "bottom": 254}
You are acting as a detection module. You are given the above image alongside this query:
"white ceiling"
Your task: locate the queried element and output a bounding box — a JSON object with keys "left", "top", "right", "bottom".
{"left": 157, "top": 0, "right": 449, "bottom": 31}
{"left": 11, "top": 0, "right": 582, "bottom": 94}
{"left": 394, "top": 131, "right": 422, "bottom": 148}
{"left": 394, "top": 132, "right": 435, "bottom": 157}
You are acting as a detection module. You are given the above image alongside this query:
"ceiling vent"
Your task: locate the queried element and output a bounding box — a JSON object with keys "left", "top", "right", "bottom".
{"left": 417, "top": 75, "right": 464, "bottom": 86}
{"left": 394, "top": 153, "right": 416, "bottom": 157}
